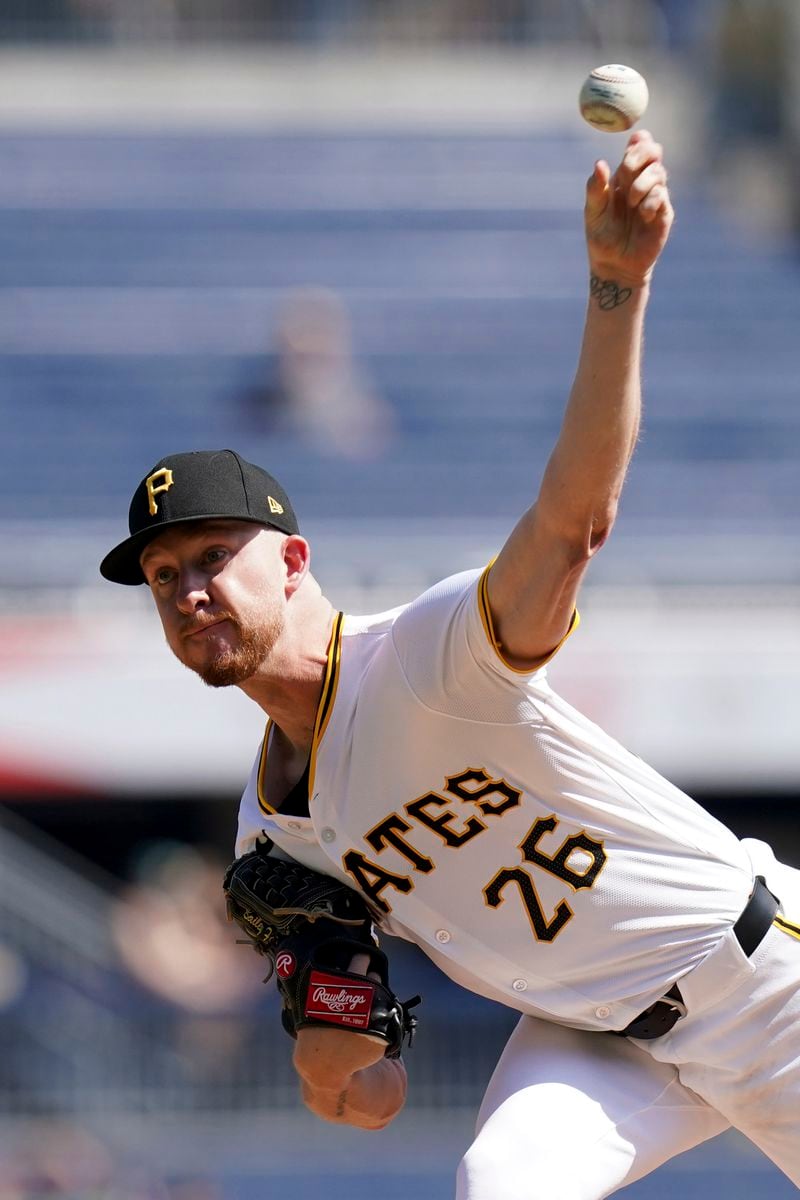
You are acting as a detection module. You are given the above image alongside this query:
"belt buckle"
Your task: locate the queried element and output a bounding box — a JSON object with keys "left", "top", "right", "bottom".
{"left": 620, "top": 984, "right": 686, "bottom": 1040}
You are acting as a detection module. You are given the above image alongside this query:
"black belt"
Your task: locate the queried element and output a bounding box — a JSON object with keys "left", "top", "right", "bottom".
{"left": 619, "top": 876, "right": 780, "bottom": 1040}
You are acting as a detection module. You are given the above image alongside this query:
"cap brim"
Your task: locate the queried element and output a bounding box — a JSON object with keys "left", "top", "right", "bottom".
{"left": 99, "top": 514, "right": 272, "bottom": 585}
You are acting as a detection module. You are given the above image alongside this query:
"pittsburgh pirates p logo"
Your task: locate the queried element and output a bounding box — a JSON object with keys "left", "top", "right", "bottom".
{"left": 145, "top": 468, "right": 174, "bottom": 516}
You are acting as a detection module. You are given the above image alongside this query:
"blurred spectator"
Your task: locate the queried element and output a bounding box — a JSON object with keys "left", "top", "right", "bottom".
{"left": 111, "top": 840, "right": 261, "bottom": 1014}
{"left": 0, "top": 1119, "right": 224, "bottom": 1199}
{"left": 711, "top": 0, "right": 790, "bottom": 144}
{"left": 705, "top": 0, "right": 796, "bottom": 235}
{"left": 240, "top": 286, "right": 396, "bottom": 461}
{"left": 0, "top": 1122, "right": 116, "bottom": 1199}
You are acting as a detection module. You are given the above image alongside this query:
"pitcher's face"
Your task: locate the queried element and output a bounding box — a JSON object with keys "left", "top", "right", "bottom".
{"left": 140, "top": 519, "right": 286, "bottom": 687}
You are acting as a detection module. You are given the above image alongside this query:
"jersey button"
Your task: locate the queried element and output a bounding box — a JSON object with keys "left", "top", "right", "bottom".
{"left": 512, "top": 978, "right": 528, "bottom": 992}
{"left": 435, "top": 929, "right": 451, "bottom": 944}
{"left": 321, "top": 827, "right": 336, "bottom": 843}
{"left": 287, "top": 821, "right": 302, "bottom": 831}
{"left": 595, "top": 1006, "right": 611, "bottom": 1020}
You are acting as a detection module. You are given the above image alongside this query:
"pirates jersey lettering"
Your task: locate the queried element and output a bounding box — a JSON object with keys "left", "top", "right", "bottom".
{"left": 344, "top": 767, "right": 522, "bottom": 908}
{"left": 236, "top": 567, "right": 754, "bottom": 1030}
{"left": 344, "top": 783, "right": 606, "bottom": 941}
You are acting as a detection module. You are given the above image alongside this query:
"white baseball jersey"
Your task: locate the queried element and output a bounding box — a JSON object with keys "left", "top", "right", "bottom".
{"left": 236, "top": 567, "right": 755, "bottom": 1032}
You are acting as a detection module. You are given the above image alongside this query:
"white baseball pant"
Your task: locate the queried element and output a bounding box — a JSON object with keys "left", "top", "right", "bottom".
{"left": 457, "top": 843, "right": 800, "bottom": 1200}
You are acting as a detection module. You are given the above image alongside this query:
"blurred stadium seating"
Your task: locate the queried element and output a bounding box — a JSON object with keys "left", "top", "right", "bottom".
{"left": 0, "top": 128, "right": 799, "bottom": 548}
{"left": 0, "top": 0, "right": 721, "bottom": 48}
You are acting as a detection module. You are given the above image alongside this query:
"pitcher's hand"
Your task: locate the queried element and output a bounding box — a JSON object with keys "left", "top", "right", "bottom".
{"left": 585, "top": 130, "right": 673, "bottom": 289}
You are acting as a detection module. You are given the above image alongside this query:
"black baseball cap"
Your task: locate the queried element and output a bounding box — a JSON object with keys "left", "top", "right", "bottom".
{"left": 100, "top": 449, "right": 299, "bottom": 586}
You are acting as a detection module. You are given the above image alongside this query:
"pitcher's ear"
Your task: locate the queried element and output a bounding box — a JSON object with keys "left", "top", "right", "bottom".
{"left": 282, "top": 534, "right": 311, "bottom": 594}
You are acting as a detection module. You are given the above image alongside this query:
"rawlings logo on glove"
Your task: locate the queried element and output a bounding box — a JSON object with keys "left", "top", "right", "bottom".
{"left": 306, "top": 972, "right": 375, "bottom": 1025}
{"left": 275, "top": 950, "right": 297, "bottom": 979}
{"left": 223, "top": 845, "right": 419, "bottom": 1058}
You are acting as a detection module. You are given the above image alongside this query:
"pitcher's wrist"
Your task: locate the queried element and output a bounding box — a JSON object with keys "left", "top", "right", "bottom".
{"left": 588, "top": 268, "right": 651, "bottom": 309}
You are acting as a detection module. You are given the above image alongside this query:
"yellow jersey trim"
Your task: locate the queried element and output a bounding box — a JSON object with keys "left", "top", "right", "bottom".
{"left": 255, "top": 611, "right": 344, "bottom": 817}
{"left": 774, "top": 915, "right": 800, "bottom": 943}
{"left": 477, "top": 561, "right": 580, "bottom": 675}
{"left": 256, "top": 719, "right": 275, "bottom": 816}
{"left": 309, "top": 611, "right": 345, "bottom": 799}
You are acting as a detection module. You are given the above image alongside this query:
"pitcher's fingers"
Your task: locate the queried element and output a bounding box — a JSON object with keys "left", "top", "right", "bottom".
{"left": 639, "top": 183, "right": 673, "bottom": 225}
{"left": 585, "top": 159, "right": 611, "bottom": 218}
{"left": 626, "top": 128, "right": 650, "bottom": 146}
{"left": 613, "top": 133, "right": 663, "bottom": 193}
{"left": 629, "top": 161, "right": 668, "bottom": 208}
{"left": 348, "top": 951, "right": 381, "bottom": 981}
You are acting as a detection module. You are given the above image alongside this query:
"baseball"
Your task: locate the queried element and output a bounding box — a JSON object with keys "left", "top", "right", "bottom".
{"left": 579, "top": 64, "right": 649, "bottom": 132}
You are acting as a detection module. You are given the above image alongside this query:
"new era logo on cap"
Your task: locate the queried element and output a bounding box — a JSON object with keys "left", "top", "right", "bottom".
{"left": 99, "top": 449, "right": 299, "bottom": 586}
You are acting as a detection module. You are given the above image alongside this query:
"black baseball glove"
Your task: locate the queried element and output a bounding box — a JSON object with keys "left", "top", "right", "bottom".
{"left": 223, "top": 844, "right": 419, "bottom": 1058}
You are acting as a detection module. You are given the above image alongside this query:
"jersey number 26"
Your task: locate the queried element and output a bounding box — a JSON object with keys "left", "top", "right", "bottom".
{"left": 483, "top": 816, "right": 607, "bottom": 942}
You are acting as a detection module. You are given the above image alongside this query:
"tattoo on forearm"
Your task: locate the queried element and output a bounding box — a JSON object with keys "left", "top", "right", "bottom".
{"left": 335, "top": 1089, "right": 348, "bottom": 1118}
{"left": 590, "top": 275, "right": 632, "bottom": 310}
